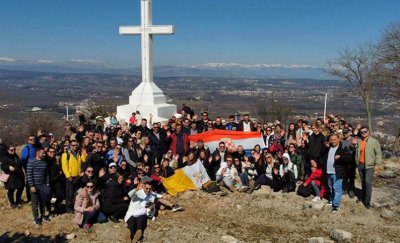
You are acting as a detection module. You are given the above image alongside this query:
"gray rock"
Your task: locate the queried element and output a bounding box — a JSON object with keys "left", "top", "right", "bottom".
{"left": 236, "top": 204, "right": 242, "bottom": 210}
{"left": 180, "top": 190, "right": 195, "bottom": 200}
{"left": 308, "top": 237, "right": 324, "bottom": 243}
{"left": 221, "top": 235, "right": 239, "bottom": 243}
{"left": 384, "top": 162, "right": 400, "bottom": 175}
{"left": 303, "top": 201, "right": 312, "bottom": 209}
{"left": 330, "top": 229, "right": 352, "bottom": 242}
{"left": 378, "top": 170, "right": 397, "bottom": 178}
{"left": 380, "top": 208, "right": 395, "bottom": 218}
{"left": 65, "top": 233, "right": 76, "bottom": 240}
{"left": 311, "top": 201, "right": 325, "bottom": 210}
{"left": 254, "top": 186, "right": 272, "bottom": 195}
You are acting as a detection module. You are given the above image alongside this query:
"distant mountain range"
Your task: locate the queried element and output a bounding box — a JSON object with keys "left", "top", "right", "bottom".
{"left": 0, "top": 59, "right": 331, "bottom": 79}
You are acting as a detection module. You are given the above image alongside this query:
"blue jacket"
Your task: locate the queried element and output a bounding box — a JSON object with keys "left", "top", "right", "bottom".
{"left": 21, "top": 144, "right": 37, "bottom": 168}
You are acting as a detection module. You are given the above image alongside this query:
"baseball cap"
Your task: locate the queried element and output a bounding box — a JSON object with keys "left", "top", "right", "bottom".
{"left": 141, "top": 175, "right": 153, "bottom": 182}
{"left": 109, "top": 162, "right": 117, "bottom": 168}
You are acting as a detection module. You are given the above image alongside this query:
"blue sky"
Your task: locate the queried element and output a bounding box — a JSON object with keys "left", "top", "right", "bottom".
{"left": 0, "top": 0, "right": 399, "bottom": 68}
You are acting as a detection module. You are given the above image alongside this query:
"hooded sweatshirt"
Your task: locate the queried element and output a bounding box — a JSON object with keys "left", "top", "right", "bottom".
{"left": 279, "top": 153, "right": 298, "bottom": 179}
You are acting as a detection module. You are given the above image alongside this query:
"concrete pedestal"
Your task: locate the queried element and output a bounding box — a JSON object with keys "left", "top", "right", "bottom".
{"left": 116, "top": 82, "right": 177, "bottom": 123}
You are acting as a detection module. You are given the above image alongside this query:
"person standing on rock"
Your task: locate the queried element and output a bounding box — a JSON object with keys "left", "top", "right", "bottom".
{"left": 352, "top": 126, "right": 382, "bottom": 209}
{"left": 27, "top": 147, "right": 51, "bottom": 225}
{"left": 320, "top": 134, "right": 350, "bottom": 212}
{"left": 340, "top": 127, "right": 356, "bottom": 198}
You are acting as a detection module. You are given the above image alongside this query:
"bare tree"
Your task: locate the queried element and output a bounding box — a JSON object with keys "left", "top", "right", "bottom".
{"left": 256, "top": 96, "right": 292, "bottom": 127}
{"left": 326, "top": 45, "right": 380, "bottom": 132}
{"left": 376, "top": 22, "right": 400, "bottom": 99}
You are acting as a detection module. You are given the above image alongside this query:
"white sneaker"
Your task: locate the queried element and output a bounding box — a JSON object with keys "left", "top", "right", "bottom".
{"left": 312, "top": 196, "right": 320, "bottom": 202}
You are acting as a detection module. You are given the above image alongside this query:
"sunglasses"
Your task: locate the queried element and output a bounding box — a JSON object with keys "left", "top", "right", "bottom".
{"left": 8, "top": 149, "right": 16, "bottom": 152}
{"left": 48, "top": 151, "right": 55, "bottom": 153}
{"left": 86, "top": 185, "right": 94, "bottom": 189}
{"left": 109, "top": 166, "right": 116, "bottom": 169}
{"left": 70, "top": 144, "right": 78, "bottom": 147}
{"left": 86, "top": 170, "right": 94, "bottom": 173}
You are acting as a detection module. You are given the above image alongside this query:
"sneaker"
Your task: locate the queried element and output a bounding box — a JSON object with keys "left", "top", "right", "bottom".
{"left": 132, "top": 229, "right": 143, "bottom": 243}
{"left": 109, "top": 216, "right": 120, "bottom": 223}
{"left": 254, "top": 184, "right": 261, "bottom": 190}
{"left": 247, "top": 186, "right": 255, "bottom": 194}
{"left": 34, "top": 218, "right": 42, "bottom": 226}
{"left": 83, "top": 224, "right": 92, "bottom": 232}
{"left": 365, "top": 204, "right": 371, "bottom": 209}
{"left": 342, "top": 190, "right": 347, "bottom": 196}
{"left": 11, "top": 203, "right": 18, "bottom": 209}
{"left": 239, "top": 186, "right": 249, "bottom": 192}
{"left": 332, "top": 206, "right": 339, "bottom": 213}
{"left": 312, "top": 196, "right": 320, "bottom": 202}
{"left": 348, "top": 190, "right": 355, "bottom": 198}
{"left": 172, "top": 205, "right": 183, "bottom": 212}
{"left": 326, "top": 201, "right": 332, "bottom": 206}
{"left": 42, "top": 215, "right": 51, "bottom": 222}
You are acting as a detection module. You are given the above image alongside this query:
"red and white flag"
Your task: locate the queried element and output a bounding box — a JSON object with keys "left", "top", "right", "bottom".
{"left": 189, "top": 130, "right": 264, "bottom": 152}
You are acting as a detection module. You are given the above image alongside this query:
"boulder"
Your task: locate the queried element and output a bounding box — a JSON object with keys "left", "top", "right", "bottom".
{"left": 24, "top": 230, "right": 30, "bottom": 236}
{"left": 311, "top": 201, "right": 325, "bottom": 210}
{"left": 308, "top": 237, "right": 324, "bottom": 243}
{"left": 330, "top": 229, "right": 352, "bottom": 242}
{"left": 384, "top": 162, "right": 400, "bottom": 175}
{"left": 380, "top": 208, "right": 395, "bottom": 219}
{"left": 254, "top": 186, "right": 272, "bottom": 195}
{"left": 221, "top": 235, "right": 239, "bottom": 243}
{"left": 378, "top": 170, "right": 397, "bottom": 178}
{"left": 65, "top": 233, "right": 76, "bottom": 240}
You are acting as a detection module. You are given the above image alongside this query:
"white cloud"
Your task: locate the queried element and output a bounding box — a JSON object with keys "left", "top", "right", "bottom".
{"left": 70, "top": 59, "right": 100, "bottom": 63}
{"left": 0, "top": 57, "right": 16, "bottom": 62}
{"left": 37, "top": 59, "right": 54, "bottom": 63}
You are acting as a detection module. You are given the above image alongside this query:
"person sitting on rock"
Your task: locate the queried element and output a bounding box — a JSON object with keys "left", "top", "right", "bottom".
{"left": 279, "top": 153, "right": 298, "bottom": 193}
{"left": 303, "top": 160, "right": 326, "bottom": 202}
{"left": 216, "top": 155, "right": 237, "bottom": 192}
{"left": 74, "top": 181, "right": 101, "bottom": 231}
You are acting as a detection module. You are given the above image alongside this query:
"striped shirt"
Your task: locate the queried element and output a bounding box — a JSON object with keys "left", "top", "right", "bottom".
{"left": 27, "top": 159, "right": 50, "bottom": 187}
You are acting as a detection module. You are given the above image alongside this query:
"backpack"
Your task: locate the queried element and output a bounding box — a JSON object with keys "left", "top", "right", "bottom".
{"left": 297, "top": 184, "right": 312, "bottom": 197}
{"left": 202, "top": 181, "right": 221, "bottom": 193}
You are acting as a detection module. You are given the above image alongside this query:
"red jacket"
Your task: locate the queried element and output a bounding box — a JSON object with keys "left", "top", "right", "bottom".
{"left": 169, "top": 132, "right": 190, "bottom": 155}
{"left": 305, "top": 167, "right": 326, "bottom": 198}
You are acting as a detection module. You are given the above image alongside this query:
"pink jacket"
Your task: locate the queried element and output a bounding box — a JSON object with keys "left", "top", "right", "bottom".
{"left": 74, "top": 189, "right": 100, "bottom": 225}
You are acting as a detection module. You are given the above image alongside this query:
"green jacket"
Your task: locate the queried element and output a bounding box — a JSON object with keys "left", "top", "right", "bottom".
{"left": 354, "top": 136, "right": 382, "bottom": 169}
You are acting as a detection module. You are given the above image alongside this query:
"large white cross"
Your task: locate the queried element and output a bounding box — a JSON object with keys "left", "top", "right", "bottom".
{"left": 120, "top": 0, "right": 175, "bottom": 83}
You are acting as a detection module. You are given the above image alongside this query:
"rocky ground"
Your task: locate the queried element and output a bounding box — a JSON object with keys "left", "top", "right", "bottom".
{"left": 1, "top": 158, "right": 399, "bottom": 243}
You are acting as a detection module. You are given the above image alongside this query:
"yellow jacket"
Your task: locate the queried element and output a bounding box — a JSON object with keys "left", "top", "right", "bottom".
{"left": 61, "top": 151, "right": 87, "bottom": 178}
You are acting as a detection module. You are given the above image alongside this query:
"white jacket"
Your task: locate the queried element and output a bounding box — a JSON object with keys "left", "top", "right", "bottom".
{"left": 124, "top": 189, "right": 160, "bottom": 222}
{"left": 279, "top": 153, "right": 298, "bottom": 179}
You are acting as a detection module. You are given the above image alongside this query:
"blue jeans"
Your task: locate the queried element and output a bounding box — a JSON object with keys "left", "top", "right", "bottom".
{"left": 310, "top": 181, "right": 320, "bottom": 197}
{"left": 327, "top": 174, "right": 342, "bottom": 208}
{"left": 239, "top": 173, "right": 249, "bottom": 186}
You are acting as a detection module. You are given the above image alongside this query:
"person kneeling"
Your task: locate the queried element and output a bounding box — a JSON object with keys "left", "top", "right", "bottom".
{"left": 74, "top": 181, "right": 100, "bottom": 231}
{"left": 124, "top": 181, "right": 157, "bottom": 243}
{"left": 303, "top": 160, "right": 326, "bottom": 202}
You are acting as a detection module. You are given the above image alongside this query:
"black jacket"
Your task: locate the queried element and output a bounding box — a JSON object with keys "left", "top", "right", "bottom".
{"left": 307, "top": 132, "right": 326, "bottom": 161}
{"left": 1, "top": 153, "right": 25, "bottom": 190}
{"left": 320, "top": 143, "right": 351, "bottom": 179}
{"left": 102, "top": 180, "right": 128, "bottom": 208}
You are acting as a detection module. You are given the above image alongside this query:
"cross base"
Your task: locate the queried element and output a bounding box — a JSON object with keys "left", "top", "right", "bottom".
{"left": 116, "top": 82, "right": 177, "bottom": 123}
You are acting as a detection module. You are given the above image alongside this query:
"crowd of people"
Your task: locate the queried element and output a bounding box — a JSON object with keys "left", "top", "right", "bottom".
{"left": 0, "top": 106, "right": 382, "bottom": 242}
